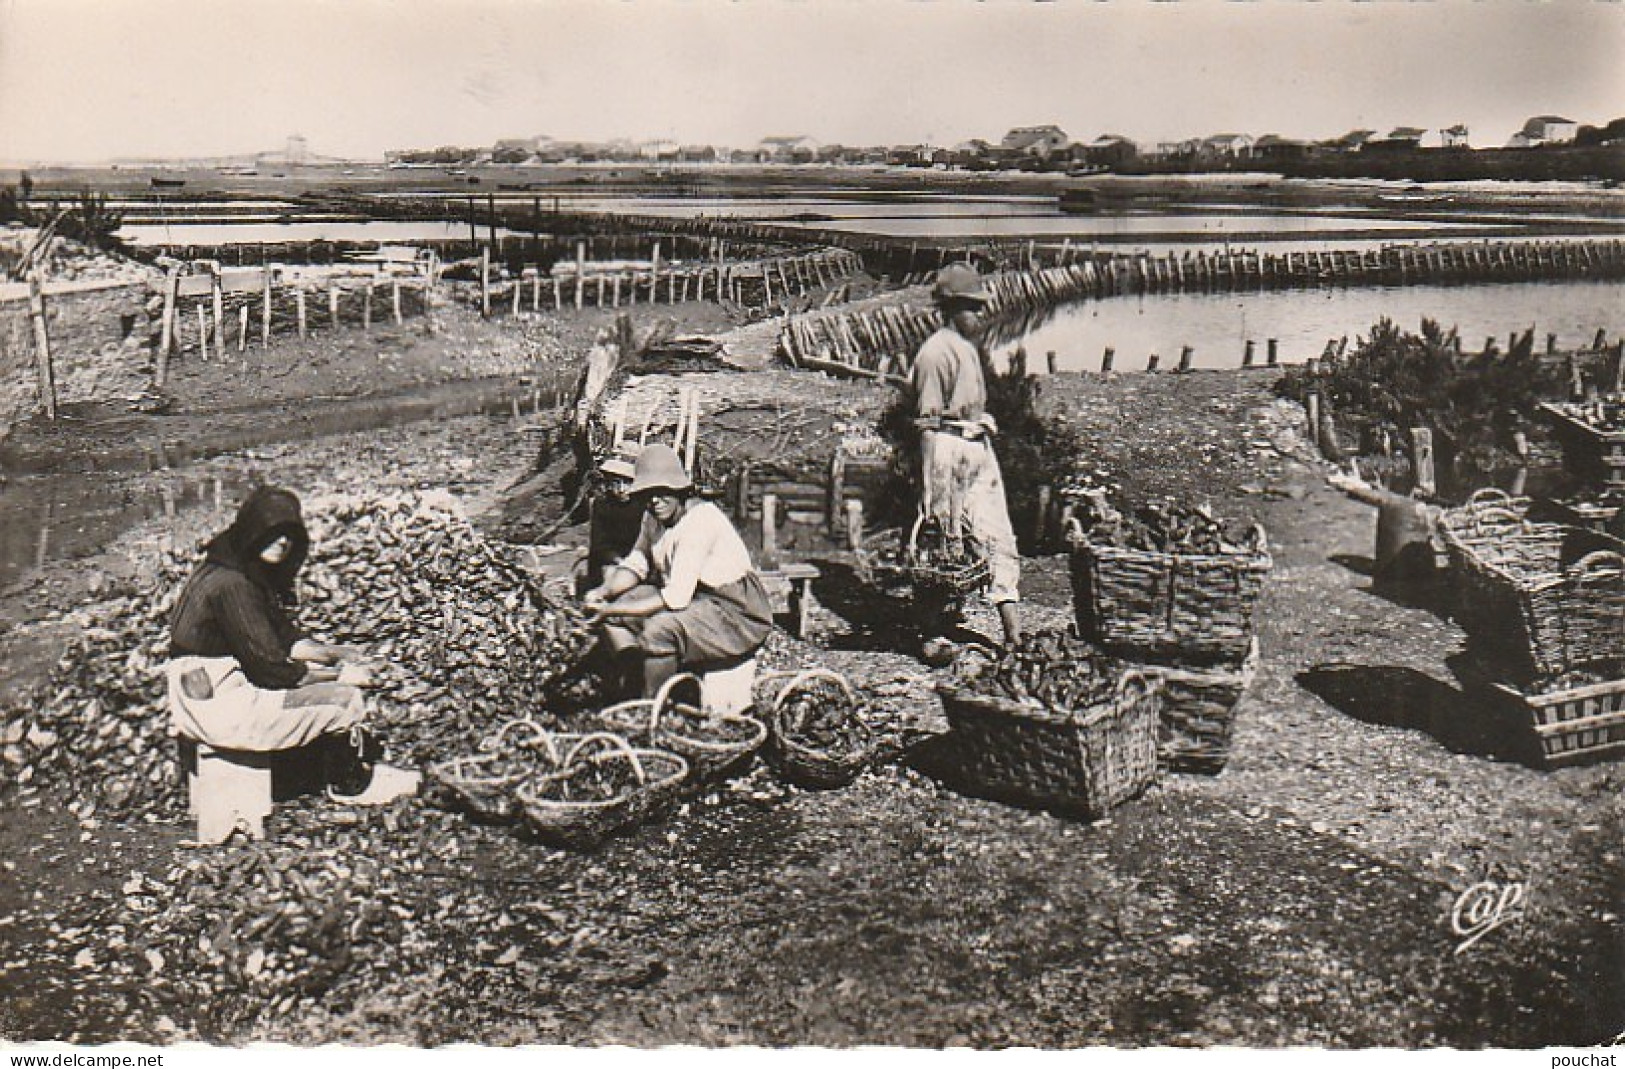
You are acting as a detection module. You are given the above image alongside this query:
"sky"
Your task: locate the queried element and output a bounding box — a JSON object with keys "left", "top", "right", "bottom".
{"left": 0, "top": 0, "right": 1620, "bottom": 163}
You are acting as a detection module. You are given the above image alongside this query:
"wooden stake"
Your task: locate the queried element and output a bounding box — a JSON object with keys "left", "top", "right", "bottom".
{"left": 480, "top": 248, "right": 490, "bottom": 318}
{"left": 1101, "top": 347, "right": 1114, "bottom": 374}
{"left": 575, "top": 241, "right": 586, "bottom": 310}
{"left": 211, "top": 271, "right": 224, "bottom": 350}
{"left": 27, "top": 273, "right": 56, "bottom": 419}
{"left": 1411, "top": 427, "right": 1436, "bottom": 496}
{"left": 328, "top": 285, "right": 339, "bottom": 326}
{"left": 363, "top": 283, "right": 374, "bottom": 331}
{"left": 295, "top": 288, "right": 307, "bottom": 339}
{"left": 393, "top": 281, "right": 404, "bottom": 324}
{"left": 196, "top": 303, "right": 210, "bottom": 361}
{"left": 157, "top": 269, "right": 180, "bottom": 380}
{"left": 761, "top": 493, "right": 780, "bottom": 568}
{"left": 261, "top": 267, "right": 272, "bottom": 347}
{"left": 828, "top": 451, "right": 846, "bottom": 535}
{"left": 844, "top": 499, "right": 864, "bottom": 552}
{"left": 237, "top": 304, "right": 249, "bottom": 353}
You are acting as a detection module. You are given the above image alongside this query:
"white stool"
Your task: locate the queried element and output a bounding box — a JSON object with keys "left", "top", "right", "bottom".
{"left": 182, "top": 740, "right": 273, "bottom": 844}
{"left": 700, "top": 656, "right": 758, "bottom": 717}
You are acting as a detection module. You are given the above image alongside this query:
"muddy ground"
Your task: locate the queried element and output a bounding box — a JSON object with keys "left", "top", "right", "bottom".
{"left": 0, "top": 290, "right": 1620, "bottom": 1049}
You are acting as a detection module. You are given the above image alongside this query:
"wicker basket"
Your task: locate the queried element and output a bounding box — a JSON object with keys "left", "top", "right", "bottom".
{"left": 596, "top": 673, "right": 767, "bottom": 783}
{"left": 763, "top": 669, "right": 878, "bottom": 789}
{"left": 936, "top": 669, "right": 1162, "bottom": 818}
{"left": 1142, "top": 641, "right": 1260, "bottom": 775}
{"left": 515, "top": 732, "right": 689, "bottom": 849}
{"left": 1068, "top": 518, "right": 1271, "bottom": 665}
{"left": 1440, "top": 497, "right": 1625, "bottom": 687}
{"left": 425, "top": 717, "right": 559, "bottom": 821}
{"left": 859, "top": 514, "right": 991, "bottom": 597}
{"left": 1467, "top": 674, "right": 1625, "bottom": 769}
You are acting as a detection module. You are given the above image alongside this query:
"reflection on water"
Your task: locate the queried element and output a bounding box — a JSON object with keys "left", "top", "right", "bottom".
{"left": 118, "top": 220, "right": 520, "bottom": 247}
{"left": 992, "top": 278, "right": 1625, "bottom": 372}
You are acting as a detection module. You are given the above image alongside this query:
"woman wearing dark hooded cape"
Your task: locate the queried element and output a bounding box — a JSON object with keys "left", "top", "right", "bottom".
{"left": 167, "top": 486, "right": 416, "bottom": 804}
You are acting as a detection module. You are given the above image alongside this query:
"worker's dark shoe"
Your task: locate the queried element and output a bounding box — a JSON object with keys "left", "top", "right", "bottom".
{"left": 328, "top": 763, "right": 421, "bottom": 806}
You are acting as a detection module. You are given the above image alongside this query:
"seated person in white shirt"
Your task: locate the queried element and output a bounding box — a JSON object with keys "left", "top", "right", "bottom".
{"left": 582, "top": 444, "right": 775, "bottom": 698}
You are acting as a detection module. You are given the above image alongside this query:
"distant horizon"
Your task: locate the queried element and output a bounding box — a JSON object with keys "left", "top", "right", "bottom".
{"left": 2, "top": 108, "right": 1619, "bottom": 172}
{"left": 1, "top": 1, "right": 1619, "bottom": 165}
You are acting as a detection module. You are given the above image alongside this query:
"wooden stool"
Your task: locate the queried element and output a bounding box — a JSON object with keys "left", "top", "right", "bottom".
{"left": 759, "top": 562, "right": 821, "bottom": 638}
{"left": 699, "top": 656, "right": 759, "bottom": 716}
{"left": 179, "top": 738, "right": 273, "bottom": 844}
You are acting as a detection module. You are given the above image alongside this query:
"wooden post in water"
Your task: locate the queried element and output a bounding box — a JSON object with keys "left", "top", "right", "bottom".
{"left": 1243, "top": 340, "right": 1256, "bottom": 368}
{"left": 1046, "top": 351, "right": 1058, "bottom": 375}
{"left": 1266, "top": 339, "right": 1279, "bottom": 367}
{"left": 1146, "top": 353, "right": 1160, "bottom": 372}
{"left": 1411, "top": 428, "right": 1436, "bottom": 497}
{"left": 27, "top": 273, "right": 56, "bottom": 419}
{"left": 1101, "top": 347, "right": 1115, "bottom": 374}
{"left": 1178, "top": 345, "right": 1194, "bottom": 373}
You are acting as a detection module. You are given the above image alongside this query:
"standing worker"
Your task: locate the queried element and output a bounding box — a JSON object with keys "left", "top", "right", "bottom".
{"left": 910, "top": 262, "right": 1022, "bottom": 649}
{"left": 583, "top": 444, "right": 774, "bottom": 697}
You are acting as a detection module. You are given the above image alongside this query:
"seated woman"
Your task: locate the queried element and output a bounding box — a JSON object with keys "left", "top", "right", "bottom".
{"left": 583, "top": 444, "right": 774, "bottom": 698}
{"left": 167, "top": 485, "right": 416, "bottom": 805}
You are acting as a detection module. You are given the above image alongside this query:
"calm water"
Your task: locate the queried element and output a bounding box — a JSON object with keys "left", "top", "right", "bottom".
{"left": 117, "top": 220, "right": 518, "bottom": 246}
{"left": 992, "top": 277, "right": 1625, "bottom": 372}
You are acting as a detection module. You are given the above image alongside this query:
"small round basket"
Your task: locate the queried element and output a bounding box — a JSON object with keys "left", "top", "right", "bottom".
{"left": 597, "top": 672, "right": 767, "bottom": 783}
{"left": 425, "top": 717, "right": 560, "bottom": 821}
{"left": 764, "top": 668, "right": 878, "bottom": 789}
{"left": 515, "top": 731, "right": 688, "bottom": 850}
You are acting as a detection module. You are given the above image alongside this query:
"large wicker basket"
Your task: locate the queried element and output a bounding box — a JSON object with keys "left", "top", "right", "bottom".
{"left": 1439, "top": 493, "right": 1625, "bottom": 687}
{"left": 1142, "top": 641, "right": 1260, "bottom": 775}
{"left": 1462, "top": 671, "right": 1625, "bottom": 769}
{"left": 515, "top": 732, "right": 688, "bottom": 850}
{"left": 596, "top": 673, "right": 767, "bottom": 783}
{"left": 936, "top": 669, "right": 1162, "bottom": 818}
{"left": 1068, "top": 520, "right": 1271, "bottom": 665}
{"left": 858, "top": 514, "right": 991, "bottom": 597}
{"left": 1539, "top": 401, "right": 1625, "bottom": 487}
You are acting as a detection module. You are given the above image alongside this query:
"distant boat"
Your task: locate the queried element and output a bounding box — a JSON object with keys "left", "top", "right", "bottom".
{"left": 150, "top": 176, "right": 187, "bottom": 189}
{"left": 1057, "top": 188, "right": 1097, "bottom": 214}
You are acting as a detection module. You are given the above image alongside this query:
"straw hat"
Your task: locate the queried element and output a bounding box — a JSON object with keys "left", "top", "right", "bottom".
{"left": 931, "top": 262, "right": 990, "bottom": 304}
{"left": 627, "top": 444, "right": 692, "bottom": 495}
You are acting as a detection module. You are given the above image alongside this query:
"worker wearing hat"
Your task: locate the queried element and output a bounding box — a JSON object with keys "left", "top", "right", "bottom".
{"left": 583, "top": 444, "right": 774, "bottom": 697}
{"left": 911, "top": 262, "right": 1022, "bottom": 648}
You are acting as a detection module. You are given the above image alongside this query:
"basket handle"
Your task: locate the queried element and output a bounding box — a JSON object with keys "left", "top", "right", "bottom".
{"left": 1467, "top": 506, "right": 1526, "bottom": 532}
{"left": 769, "top": 668, "right": 856, "bottom": 728}
{"left": 480, "top": 716, "right": 553, "bottom": 754}
{"left": 1465, "top": 488, "right": 1513, "bottom": 509}
{"left": 649, "top": 671, "right": 705, "bottom": 727}
{"left": 1569, "top": 550, "right": 1625, "bottom": 577}
{"left": 907, "top": 512, "right": 927, "bottom": 556}
{"left": 560, "top": 731, "right": 649, "bottom": 785}
{"left": 1246, "top": 523, "right": 1269, "bottom": 555}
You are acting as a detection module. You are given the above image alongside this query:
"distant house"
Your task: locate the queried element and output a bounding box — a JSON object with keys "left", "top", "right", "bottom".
{"left": 887, "top": 144, "right": 935, "bottom": 167}
{"left": 1000, "top": 125, "right": 1070, "bottom": 160}
{"left": 758, "top": 135, "right": 819, "bottom": 163}
{"left": 1199, "top": 133, "right": 1254, "bottom": 158}
{"left": 1507, "top": 115, "right": 1580, "bottom": 148}
{"left": 1368, "top": 127, "right": 1452, "bottom": 151}
{"left": 1080, "top": 134, "right": 1138, "bottom": 169}
{"left": 1253, "top": 134, "right": 1309, "bottom": 161}
{"left": 1324, "top": 129, "right": 1376, "bottom": 153}
{"left": 677, "top": 144, "right": 717, "bottom": 163}
{"left": 638, "top": 140, "right": 680, "bottom": 161}
{"left": 1440, "top": 124, "right": 1471, "bottom": 148}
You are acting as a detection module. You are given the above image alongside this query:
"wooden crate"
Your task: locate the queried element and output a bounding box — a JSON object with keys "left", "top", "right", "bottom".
{"left": 1539, "top": 402, "right": 1625, "bottom": 487}
{"left": 1475, "top": 675, "right": 1625, "bottom": 768}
